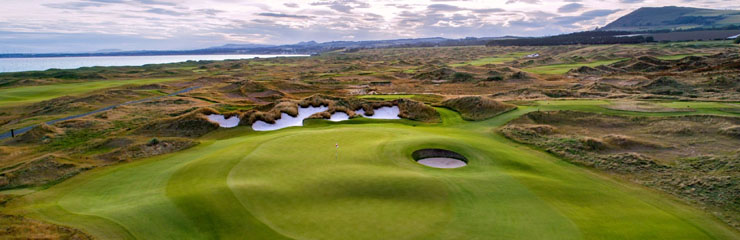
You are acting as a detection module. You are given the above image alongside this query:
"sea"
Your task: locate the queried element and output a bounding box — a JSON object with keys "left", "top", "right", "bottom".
{"left": 0, "top": 54, "right": 306, "bottom": 73}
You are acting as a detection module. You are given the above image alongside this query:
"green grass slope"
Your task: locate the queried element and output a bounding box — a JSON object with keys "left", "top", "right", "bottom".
{"left": 7, "top": 100, "right": 740, "bottom": 239}
{"left": 602, "top": 6, "right": 740, "bottom": 31}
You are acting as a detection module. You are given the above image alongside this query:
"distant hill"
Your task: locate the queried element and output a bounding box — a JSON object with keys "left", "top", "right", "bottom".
{"left": 602, "top": 6, "right": 740, "bottom": 31}
{"left": 208, "top": 43, "right": 274, "bottom": 49}
{"left": 0, "top": 37, "right": 509, "bottom": 58}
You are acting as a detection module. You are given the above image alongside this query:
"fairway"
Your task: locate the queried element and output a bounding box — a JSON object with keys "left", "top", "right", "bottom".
{"left": 8, "top": 101, "right": 739, "bottom": 240}
{"left": 0, "top": 77, "right": 183, "bottom": 106}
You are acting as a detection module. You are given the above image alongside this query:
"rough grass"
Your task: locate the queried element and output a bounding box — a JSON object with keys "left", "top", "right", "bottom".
{"left": 0, "top": 77, "right": 182, "bottom": 107}
{"left": 522, "top": 54, "right": 711, "bottom": 75}
{"left": 6, "top": 102, "right": 739, "bottom": 240}
{"left": 523, "top": 59, "right": 627, "bottom": 75}
{"left": 0, "top": 214, "right": 92, "bottom": 239}
{"left": 357, "top": 94, "right": 444, "bottom": 104}
{"left": 501, "top": 110, "right": 740, "bottom": 228}
{"left": 451, "top": 52, "right": 532, "bottom": 67}
{"left": 604, "top": 101, "right": 695, "bottom": 113}
{"left": 442, "top": 96, "right": 517, "bottom": 121}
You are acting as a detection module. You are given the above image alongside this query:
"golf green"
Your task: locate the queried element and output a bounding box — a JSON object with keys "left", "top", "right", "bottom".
{"left": 8, "top": 102, "right": 739, "bottom": 239}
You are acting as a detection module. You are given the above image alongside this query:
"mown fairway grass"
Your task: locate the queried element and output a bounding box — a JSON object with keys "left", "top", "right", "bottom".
{"left": 0, "top": 77, "right": 183, "bottom": 107}
{"left": 8, "top": 100, "right": 740, "bottom": 239}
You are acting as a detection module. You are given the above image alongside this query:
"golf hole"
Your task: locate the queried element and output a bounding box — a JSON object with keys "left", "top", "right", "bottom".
{"left": 412, "top": 149, "right": 468, "bottom": 169}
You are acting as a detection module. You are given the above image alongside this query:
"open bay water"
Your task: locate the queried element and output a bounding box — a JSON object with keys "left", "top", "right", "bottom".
{"left": 0, "top": 54, "right": 306, "bottom": 73}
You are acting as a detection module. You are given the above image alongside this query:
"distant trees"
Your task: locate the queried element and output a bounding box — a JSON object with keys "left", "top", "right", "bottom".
{"left": 735, "top": 38, "right": 740, "bottom": 44}
{"left": 486, "top": 31, "right": 649, "bottom": 46}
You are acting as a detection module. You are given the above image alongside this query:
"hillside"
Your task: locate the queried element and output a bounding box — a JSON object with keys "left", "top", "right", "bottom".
{"left": 602, "top": 6, "right": 740, "bottom": 31}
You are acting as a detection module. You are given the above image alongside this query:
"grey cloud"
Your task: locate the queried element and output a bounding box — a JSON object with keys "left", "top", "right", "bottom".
{"left": 145, "top": 8, "right": 188, "bottom": 16}
{"left": 310, "top": 0, "right": 370, "bottom": 13}
{"left": 506, "top": 0, "right": 541, "bottom": 4}
{"left": 136, "top": 0, "right": 177, "bottom": 6}
{"left": 558, "top": 3, "right": 584, "bottom": 13}
{"left": 258, "top": 12, "right": 313, "bottom": 19}
{"left": 427, "top": 4, "right": 464, "bottom": 12}
{"left": 43, "top": 1, "right": 104, "bottom": 10}
{"left": 553, "top": 9, "right": 619, "bottom": 25}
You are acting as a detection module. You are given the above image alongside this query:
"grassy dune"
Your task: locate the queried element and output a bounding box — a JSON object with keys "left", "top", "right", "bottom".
{"left": 451, "top": 52, "right": 533, "bottom": 67}
{"left": 523, "top": 59, "right": 627, "bottom": 74}
{"left": 0, "top": 77, "right": 182, "bottom": 107}
{"left": 7, "top": 100, "right": 740, "bottom": 239}
{"left": 523, "top": 53, "right": 711, "bottom": 75}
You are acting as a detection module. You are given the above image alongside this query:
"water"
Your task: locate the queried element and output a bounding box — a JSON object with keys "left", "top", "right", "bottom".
{"left": 0, "top": 54, "right": 306, "bottom": 73}
{"left": 252, "top": 106, "right": 329, "bottom": 131}
{"left": 355, "top": 106, "right": 401, "bottom": 119}
{"left": 207, "top": 114, "right": 240, "bottom": 128}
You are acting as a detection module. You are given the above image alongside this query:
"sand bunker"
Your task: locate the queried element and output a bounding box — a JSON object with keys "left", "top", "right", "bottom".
{"left": 207, "top": 114, "right": 240, "bottom": 128}
{"left": 252, "top": 106, "right": 329, "bottom": 131}
{"left": 252, "top": 105, "right": 401, "bottom": 131}
{"left": 412, "top": 149, "right": 467, "bottom": 169}
{"left": 329, "top": 112, "right": 350, "bottom": 122}
{"left": 356, "top": 106, "right": 401, "bottom": 119}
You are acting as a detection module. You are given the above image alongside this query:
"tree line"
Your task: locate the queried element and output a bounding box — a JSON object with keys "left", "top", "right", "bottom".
{"left": 486, "top": 31, "right": 651, "bottom": 46}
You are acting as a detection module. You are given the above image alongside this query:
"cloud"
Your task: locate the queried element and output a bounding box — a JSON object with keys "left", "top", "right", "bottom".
{"left": 42, "top": 1, "right": 104, "bottom": 10}
{"left": 558, "top": 3, "right": 584, "bottom": 13}
{"left": 553, "top": 9, "right": 619, "bottom": 26}
{"left": 144, "top": 7, "right": 188, "bottom": 16}
{"left": 310, "top": 0, "right": 370, "bottom": 13}
{"left": 257, "top": 12, "right": 313, "bottom": 19}
{"left": 427, "top": 4, "right": 464, "bottom": 12}
{"left": 506, "top": 0, "right": 541, "bottom": 4}
{"left": 2, "top": 0, "right": 739, "bottom": 53}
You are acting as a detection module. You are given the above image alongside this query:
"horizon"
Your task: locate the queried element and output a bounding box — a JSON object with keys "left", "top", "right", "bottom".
{"left": 2, "top": 1, "right": 739, "bottom": 54}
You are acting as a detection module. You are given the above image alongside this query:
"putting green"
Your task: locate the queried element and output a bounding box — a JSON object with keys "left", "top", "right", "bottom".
{"left": 8, "top": 101, "right": 739, "bottom": 239}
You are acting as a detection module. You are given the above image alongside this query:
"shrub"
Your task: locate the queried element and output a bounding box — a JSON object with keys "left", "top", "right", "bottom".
{"left": 147, "top": 138, "right": 160, "bottom": 146}
{"left": 451, "top": 72, "right": 475, "bottom": 82}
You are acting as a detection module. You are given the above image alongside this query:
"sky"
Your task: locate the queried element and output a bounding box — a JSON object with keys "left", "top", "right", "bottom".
{"left": 1, "top": 0, "right": 739, "bottom": 53}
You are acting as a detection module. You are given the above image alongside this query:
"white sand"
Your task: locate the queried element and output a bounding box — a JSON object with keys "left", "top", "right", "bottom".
{"left": 417, "top": 158, "right": 467, "bottom": 169}
{"left": 207, "top": 114, "right": 240, "bottom": 128}
{"left": 252, "top": 106, "right": 329, "bottom": 131}
{"left": 356, "top": 106, "right": 400, "bottom": 119}
{"left": 329, "top": 112, "right": 350, "bottom": 122}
